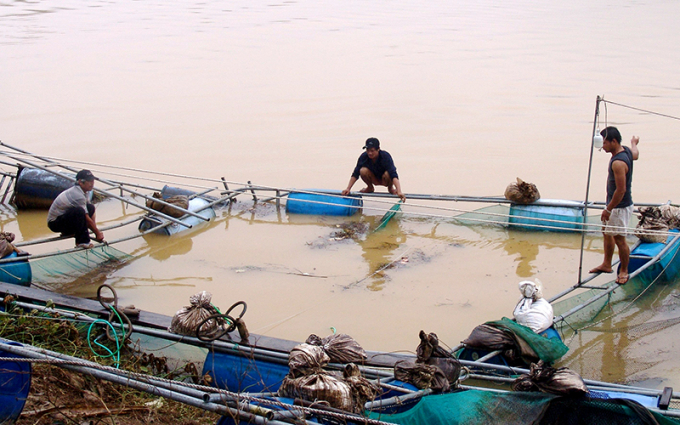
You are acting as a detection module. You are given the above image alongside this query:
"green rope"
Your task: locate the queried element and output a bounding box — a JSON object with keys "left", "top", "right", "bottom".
{"left": 86, "top": 305, "right": 128, "bottom": 368}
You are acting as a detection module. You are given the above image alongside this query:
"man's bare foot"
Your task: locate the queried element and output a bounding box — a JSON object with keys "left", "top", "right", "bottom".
{"left": 388, "top": 186, "right": 397, "bottom": 195}
{"left": 616, "top": 273, "right": 629, "bottom": 285}
{"left": 359, "top": 187, "right": 374, "bottom": 193}
{"left": 589, "top": 265, "right": 613, "bottom": 274}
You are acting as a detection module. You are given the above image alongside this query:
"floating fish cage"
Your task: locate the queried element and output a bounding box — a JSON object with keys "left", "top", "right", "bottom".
{"left": 508, "top": 199, "right": 585, "bottom": 232}
{"left": 286, "top": 191, "right": 362, "bottom": 216}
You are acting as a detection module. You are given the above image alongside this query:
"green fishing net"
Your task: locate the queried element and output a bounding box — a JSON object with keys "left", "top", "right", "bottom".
{"left": 368, "top": 389, "right": 680, "bottom": 425}
{"left": 489, "top": 317, "right": 569, "bottom": 364}
{"left": 29, "top": 245, "right": 132, "bottom": 289}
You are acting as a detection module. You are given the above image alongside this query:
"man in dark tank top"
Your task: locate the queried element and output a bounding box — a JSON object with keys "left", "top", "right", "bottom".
{"left": 589, "top": 126, "right": 640, "bottom": 285}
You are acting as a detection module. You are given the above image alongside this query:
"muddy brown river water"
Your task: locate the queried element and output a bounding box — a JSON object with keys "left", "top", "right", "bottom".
{"left": 2, "top": 0, "right": 680, "bottom": 389}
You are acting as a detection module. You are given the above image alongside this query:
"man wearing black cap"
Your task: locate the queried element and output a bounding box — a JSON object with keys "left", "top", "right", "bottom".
{"left": 47, "top": 169, "right": 105, "bottom": 249}
{"left": 341, "top": 138, "right": 405, "bottom": 202}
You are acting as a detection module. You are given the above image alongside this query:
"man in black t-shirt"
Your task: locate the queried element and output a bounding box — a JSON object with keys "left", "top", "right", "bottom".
{"left": 341, "top": 138, "right": 405, "bottom": 202}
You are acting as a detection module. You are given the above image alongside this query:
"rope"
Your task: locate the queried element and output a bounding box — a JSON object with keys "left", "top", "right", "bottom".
{"left": 86, "top": 319, "right": 121, "bottom": 368}
{"left": 601, "top": 100, "right": 680, "bottom": 122}
{"left": 0, "top": 351, "right": 398, "bottom": 425}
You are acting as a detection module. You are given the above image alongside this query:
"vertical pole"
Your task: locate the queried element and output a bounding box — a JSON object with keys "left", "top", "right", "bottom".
{"left": 577, "top": 95, "right": 602, "bottom": 285}
{"left": 247, "top": 180, "right": 257, "bottom": 203}
{"left": 0, "top": 175, "right": 7, "bottom": 204}
{"left": 276, "top": 190, "right": 280, "bottom": 210}
{"left": 2, "top": 176, "right": 15, "bottom": 204}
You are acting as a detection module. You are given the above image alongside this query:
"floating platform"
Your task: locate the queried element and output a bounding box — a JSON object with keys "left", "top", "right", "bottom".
{"left": 286, "top": 190, "right": 362, "bottom": 216}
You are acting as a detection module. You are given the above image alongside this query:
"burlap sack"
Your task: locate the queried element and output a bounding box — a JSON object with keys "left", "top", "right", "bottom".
{"left": 416, "top": 330, "right": 461, "bottom": 388}
{"left": 504, "top": 177, "right": 540, "bottom": 204}
{"left": 660, "top": 204, "right": 680, "bottom": 229}
{"left": 146, "top": 192, "right": 190, "bottom": 218}
{"left": 512, "top": 361, "right": 589, "bottom": 396}
{"left": 0, "top": 232, "right": 17, "bottom": 258}
{"left": 635, "top": 206, "right": 669, "bottom": 244}
{"left": 305, "top": 333, "right": 367, "bottom": 364}
{"left": 278, "top": 372, "right": 354, "bottom": 412}
{"left": 168, "top": 291, "right": 226, "bottom": 337}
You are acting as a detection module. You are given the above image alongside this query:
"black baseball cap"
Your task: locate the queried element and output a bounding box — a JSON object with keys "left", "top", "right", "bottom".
{"left": 75, "top": 169, "right": 95, "bottom": 181}
{"left": 363, "top": 137, "right": 380, "bottom": 149}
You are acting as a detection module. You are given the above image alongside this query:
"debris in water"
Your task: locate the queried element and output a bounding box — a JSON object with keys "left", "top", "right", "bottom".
{"left": 330, "top": 222, "right": 369, "bottom": 240}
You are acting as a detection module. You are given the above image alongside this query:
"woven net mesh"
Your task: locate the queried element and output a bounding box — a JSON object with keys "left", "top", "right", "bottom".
{"left": 29, "top": 245, "right": 132, "bottom": 290}
{"left": 368, "top": 389, "right": 680, "bottom": 425}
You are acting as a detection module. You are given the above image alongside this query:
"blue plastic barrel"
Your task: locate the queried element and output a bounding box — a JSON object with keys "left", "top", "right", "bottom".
{"left": 0, "top": 252, "right": 31, "bottom": 286}
{"left": 13, "top": 167, "right": 75, "bottom": 209}
{"left": 509, "top": 199, "right": 585, "bottom": 232}
{"left": 202, "top": 350, "right": 289, "bottom": 393}
{"left": 629, "top": 229, "right": 680, "bottom": 282}
{"left": 0, "top": 341, "right": 31, "bottom": 423}
{"left": 286, "top": 190, "right": 362, "bottom": 216}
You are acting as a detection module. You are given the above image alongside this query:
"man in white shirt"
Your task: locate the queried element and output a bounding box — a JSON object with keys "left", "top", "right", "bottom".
{"left": 47, "top": 169, "right": 105, "bottom": 249}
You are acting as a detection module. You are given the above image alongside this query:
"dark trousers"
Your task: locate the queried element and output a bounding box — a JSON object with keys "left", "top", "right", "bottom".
{"left": 47, "top": 204, "right": 95, "bottom": 245}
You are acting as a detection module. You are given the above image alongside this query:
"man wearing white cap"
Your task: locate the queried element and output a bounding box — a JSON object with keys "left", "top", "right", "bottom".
{"left": 47, "top": 169, "right": 105, "bottom": 249}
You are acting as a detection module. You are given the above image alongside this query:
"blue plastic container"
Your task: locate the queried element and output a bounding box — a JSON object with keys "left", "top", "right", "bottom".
{"left": 202, "top": 350, "right": 289, "bottom": 393}
{"left": 629, "top": 229, "right": 680, "bottom": 282}
{"left": 286, "top": 190, "right": 362, "bottom": 216}
{"left": 509, "top": 199, "right": 585, "bottom": 232}
{"left": 0, "top": 252, "right": 32, "bottom": 286}
{"left": 0, "top": 341, "right": 31, "bottom": 423}
{"left": 138, "top": 197, "right": 216, "bottom": 236}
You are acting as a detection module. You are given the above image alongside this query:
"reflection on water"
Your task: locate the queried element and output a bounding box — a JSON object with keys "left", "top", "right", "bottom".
{"left": 503, "top": 237, "right": 540, "bottom": 277}
{"left": 356, "top": 217, "right": 408, "bottom": 291}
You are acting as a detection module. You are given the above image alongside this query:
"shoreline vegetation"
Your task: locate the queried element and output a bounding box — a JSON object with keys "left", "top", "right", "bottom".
{"left": 1, "top": 297, "right": 220, "bottom": 424}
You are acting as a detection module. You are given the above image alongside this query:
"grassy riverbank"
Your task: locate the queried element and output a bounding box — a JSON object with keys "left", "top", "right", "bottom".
{"left": 1, "top": 297, "right": 221, "bottom": 424}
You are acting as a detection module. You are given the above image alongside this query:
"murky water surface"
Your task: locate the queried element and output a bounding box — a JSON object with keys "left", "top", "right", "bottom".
{"left": 2, "top": 0, "right": 680, "bottom": 389}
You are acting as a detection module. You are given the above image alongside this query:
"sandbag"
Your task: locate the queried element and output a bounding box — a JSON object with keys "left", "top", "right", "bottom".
{"left": 394, "top": 359, "right": 450, "bottom": 391}
{"left": 287, "top": 343, "right": 330, "bottom": 378}
{"left": 278, "top": 372, "right": 354, "bottom": 412}
{"left": 512, "top": 361, "right": 589, "bottom": 396}
{"left": 513, "top": 297, "right": 553, "bottom": 334}
{"left": 461, "top": 323, "right": 516, "bottom": 351}
{"left": 504, "top": 177, "right": 540, "bottom": 204}
{"left": 306, "top": 333, "right": 367, "bottom": 364}
{"left": 635, "top": 206, "right": 669, "bottom": 244}
{"left": 416, "top": 330, "right": 461, "bottom": 388}
{"left": 146, "top": 192, "right": 190, "bottom": 218}
{"left": 168, "top": 291, "right": 226, "bottom": 337}
{"left": 660, "top": 204, "right": 680, "bottom": 229}
{"left": 0, "top": 232, "right": 17, "bottom": 258}
{"left": 343, "top": 363, "right": 380, "bottom": 411}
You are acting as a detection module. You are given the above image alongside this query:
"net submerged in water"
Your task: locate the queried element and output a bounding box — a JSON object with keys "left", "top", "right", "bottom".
{"left": 29, "top": 245, "right": 132, "bottom": 289}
